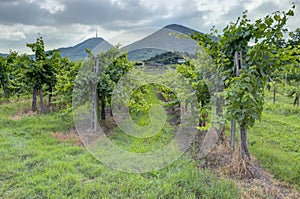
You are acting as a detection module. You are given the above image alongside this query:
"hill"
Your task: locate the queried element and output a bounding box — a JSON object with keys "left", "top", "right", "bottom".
{"left": 0, "top": 53, "right": 8, "bottom": 58}
{"left": 163, "top": 24, "right": 200, "bottom": 35}
{"left": 59, "top": 37, "right": 113, "bottom": 60}
{"left": 0, "top": 24, "right": 218, "bottom": 61}
{"left": 0, "top": 38, "right": 113, "bottom": 61}
{"left": 123, "top": 24, "right": 200, "bottom": 61}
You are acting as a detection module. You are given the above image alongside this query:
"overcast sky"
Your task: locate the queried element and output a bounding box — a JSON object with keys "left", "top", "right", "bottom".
{"left": 0, "top": 0, "right": 299, "bottom": 54}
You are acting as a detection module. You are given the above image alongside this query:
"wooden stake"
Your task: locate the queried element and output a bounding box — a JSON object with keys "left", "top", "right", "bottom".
{"left": 92, "top": 58, "right": 99, "bottom": 133}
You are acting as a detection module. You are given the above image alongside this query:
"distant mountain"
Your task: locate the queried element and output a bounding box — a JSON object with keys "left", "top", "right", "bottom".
{"left": 1, "top": 38, "right": 112, "bottom": 60}
{"left": 123, "top": 24, "right": 201, "bottom": 61}
{"left": 163, "top": 24, "right": 200, "bottom": 35}
{"left": 0, "top": 53, "right": 8, "bottom": 58}
{"left": 0, "top": 24, "right": 217, "bottom": 61}
{"left": 59, "top": 37, "right": 113, "bottom": 60}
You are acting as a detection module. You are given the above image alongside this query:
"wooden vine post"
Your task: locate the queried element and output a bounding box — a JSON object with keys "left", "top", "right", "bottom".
{"left": 92, "top": 58, "right": 99, "bottom": 133}
{"left": 235, "top": 51, "right": 251, "bottom": 159}
{"left": 230, "top": 51, "right": 242, "bottom": 151}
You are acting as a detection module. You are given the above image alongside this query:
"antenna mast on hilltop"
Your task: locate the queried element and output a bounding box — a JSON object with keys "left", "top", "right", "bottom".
{"left": 96, "top": 28, "right": 98, "bottom": 38}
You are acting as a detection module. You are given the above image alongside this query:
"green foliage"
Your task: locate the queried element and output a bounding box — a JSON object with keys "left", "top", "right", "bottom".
{"left": 282, "top": 27, "right": 300, "bottom": 106}
{"left": 144, "top": 51, "right": 196, "bottom": 65}
{"left": 176, "top": 60, "right": 210, "bottom": 107}
{"left": 0, "top": 56, "right": 9, "bottom": 99}
{"left": 176, "top": 50, "right": 213, "bottom": 127}
{"left": 98, "top": 48, "right": 134, "bottom": 102}
{"left": 128, "top": 84, "right": 154, "bottom": 114}
{"left": 54, "top": 57, "right": 81, "bottom": 124}
{"left": 145, "top": 51, "right": 180, "bottom": 65}
{"left": 26, "top": 37, "right": 60, "bottom": 90}
{"left": 192, "top": 4, "right": 296, "bottom": 129}
{"left": 8, "top": 53, "right": 32, "bottom": 97}
{"left": 22, "top": 36, "right": 65, "bottom": 111}
{"left": 288, "top": 28, "right": 300, "bottom": 47}
{"left": 0, "top": 51, "right": 35, "bottom": 100}
{"left": 70, "top": 46, "right": 135, "bottom": 121}
{"left": 225, "top": 67, "right": 264, "bottom": 127}
{"left": 55, "top": 57, "right": 80, "bottom": 107}
{"left": 127, "top": 83, "right": 180, "bottom": 128}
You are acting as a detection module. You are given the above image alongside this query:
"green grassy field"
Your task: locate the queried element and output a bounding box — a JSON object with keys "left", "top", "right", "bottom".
{"left": 248, "top": 91, "right": 300, "bottom": 190}
{"left": 1, "top": 88, "right": 299, "bottom": 198}
{"left": 0, "top": 100, "right": 239, "bottom": 198}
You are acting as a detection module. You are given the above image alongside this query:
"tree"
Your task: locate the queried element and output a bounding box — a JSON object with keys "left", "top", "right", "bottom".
{"left": 71, "top": 46, "right": 134, "bottom": 126}
{"left": 26, "top": 36, "right": 61, "bottom": 112}
{"left": 192, "top": 4, "right": 296, "bottom": 160}
{"left": 26, "top": 37, "right": 46, "bottom": 111}
{"left": 55, "top": 57, "right": 81, "bottom": 110}
{"left": 286, "top": 28, "right": 300, "bottom": 106}
{"left": 9, "top": 53, "right": 33, "bottom": 100}
{"left": 0, "top": 51, "right": 26, "bottom": 101}
{"left": 0, "top": 56, "right": 9, "bottom": 100}
{"left": 176, "top": 54, "right": 211, "bottom": 127}
{"left": 43, "top": 49, "right": 62, "bottom": 109}
{"left": 87, "top": 47, "right": 134, "bottom": 121}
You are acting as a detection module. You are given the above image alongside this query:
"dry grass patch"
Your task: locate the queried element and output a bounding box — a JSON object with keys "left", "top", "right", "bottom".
{"left": 51, "top": 128, "right": 83, "bottom": 146}
{"left": 10, "top": 108, "right": 36, "bottom": 120}
{"left": 197, "top": 137, "right": 300, "bottom": 199}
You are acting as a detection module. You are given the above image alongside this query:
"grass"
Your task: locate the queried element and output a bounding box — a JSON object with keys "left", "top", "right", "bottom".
{"left": 2, "top": 85, "right": 299, "bottom": 197}
{"left": 247, "top": 90, "right": 300, "bottom": 190}
{"left": 0, "top": 100, "right": 239, "bottom": 198}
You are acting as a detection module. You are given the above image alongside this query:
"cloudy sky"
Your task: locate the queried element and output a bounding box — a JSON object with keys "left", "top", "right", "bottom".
{"left": 0, "top": 0, "right": 299, "bottom": 53}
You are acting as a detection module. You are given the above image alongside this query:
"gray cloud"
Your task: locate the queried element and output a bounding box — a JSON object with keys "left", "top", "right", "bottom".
{"left": 0, "top": 0, "right": 167, "bottom": 29}
{"left": 252, "top": 1, "right": 280, "bottom": 15}
{"left": 138, "top": 0, "right": 210, "bottom": 32}
{"left": 248, "top": 1, "right": 300, "bottom": 32}
{"left": 0, "top": 1, "right": 53, "bottom": 25}
{"left": 212, "top": 4, "right": 248, "bottom": 31}
{"left": 221, "top": 4, "right": 247, "bottom": 22}
{"left": 0, "top": 39, "right": 27, "bottom": 53}
{"left": 53, "top": 0, "right": 152, "bottom": 26}
{"left": 0, "top": 0, "right": 299, "bottom": 53}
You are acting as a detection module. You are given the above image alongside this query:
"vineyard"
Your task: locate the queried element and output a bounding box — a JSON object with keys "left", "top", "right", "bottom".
{"left": 1, "top": 4, "right": 300, "bottom": 199}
